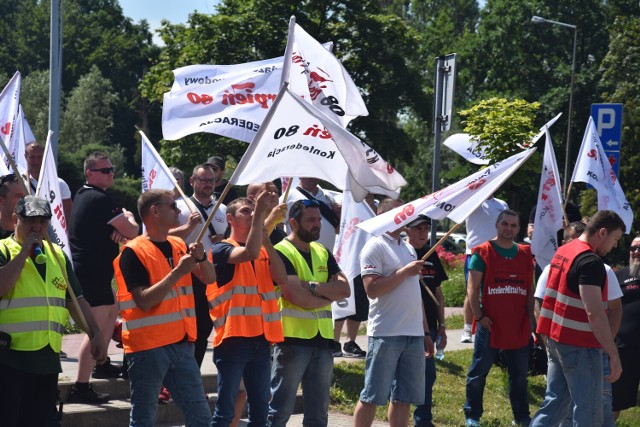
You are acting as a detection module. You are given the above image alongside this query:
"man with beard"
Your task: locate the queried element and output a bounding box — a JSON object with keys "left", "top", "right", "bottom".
{"left": 612, "top": 235, "right": 640, "bottom": 420}
{"left": 464, "top": 210, "right": 534, "bottom": 427}
{"left": 269, "top": 199, "right": 350, "bottom": 427}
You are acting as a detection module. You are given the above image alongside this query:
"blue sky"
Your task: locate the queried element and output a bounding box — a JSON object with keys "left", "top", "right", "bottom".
{"left": 119, "top": 0, "right": 218, "bottom": 44}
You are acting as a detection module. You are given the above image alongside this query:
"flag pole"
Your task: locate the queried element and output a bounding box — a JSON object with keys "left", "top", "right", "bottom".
{"left": 0, "top": 136, "right": 29, "bottom": 195}
{"left": 282, "top": 177, "right": 294, "bottom": 202}
{"left": 280, "top": 16, "right": 296, "bottom": 89}
{"left": 420, "top": 222, "right": 463, "bottom": 261}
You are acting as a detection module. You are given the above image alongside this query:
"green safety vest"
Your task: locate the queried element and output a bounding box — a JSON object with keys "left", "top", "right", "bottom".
{"left": 0, "top": 238, "right": 68, "bottom": 352}
{"left": 274, "top": 239, "right": 333, "bottom": 339}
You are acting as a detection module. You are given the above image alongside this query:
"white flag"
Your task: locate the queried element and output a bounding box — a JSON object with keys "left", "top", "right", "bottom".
{"left": 0, "top": 72, "right": 21, "bottom": 172}
{"left": 229, "top": 85, "right": 405, "bottom": 202}
{"left": 140, "top": 131, "right": 179, "bottom": 193}
{"left": 35, "top": 131, "right": 71, "bottom": 259}
{"left": 444, "top": 113, "right": 562, "bottom": 165}
{"left": 571, "top": 117, "right": 633, "bottom": 232}
{"left": 283, "top": 21, "right": 368, "bottom": 127}
{"left": 22, "top": 110, "right": 36, "bottom": 144}
{"left": 0, "top": 158, "right": 8, "bottom": 176}
{"left": 11, "top": 106, "right": 29, "bottom": 176}
{"left": 332, "top": 187, "right": 376, "bottom": 319}
{"left": 531, "top": 127, "right": 564, "bottom": 269}
{"left": 358, "top": 148, "right": 536, "bottom": 236}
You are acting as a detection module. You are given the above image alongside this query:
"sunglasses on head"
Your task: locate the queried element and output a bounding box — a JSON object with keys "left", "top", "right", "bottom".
{"left": 0, "top": 173, "right": 18, "bottom": 187}
{"left": 300, "top": 199, "right": 320, "bottom": 207}
{"left": 90, "top": 167, "right": 115, "bottom": 174}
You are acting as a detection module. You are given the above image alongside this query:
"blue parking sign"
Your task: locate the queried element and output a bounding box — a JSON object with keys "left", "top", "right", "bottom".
{"left": 591, "top": 104, "right": 623, "bottom": 178}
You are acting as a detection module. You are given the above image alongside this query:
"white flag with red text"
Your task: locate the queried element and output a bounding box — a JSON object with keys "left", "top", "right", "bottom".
{"left": 283, "top": 22, "right": 368, "bottom": 127}
{"left": 357, "top": 148, "right": 536, "bottom": 236}
{"left": 531, "top": 127, "right": 564, "bottom": 269}
{"left": 35, "top": 132, "right": 71, "bottom": 259}
{"left": 141, "top": 131, "right": 179, "bottom": 193}
{"left": 0, "top": 72, "right": 22, "bottom": 172}
{"left": 229, "top": 85, "right": 405, "bottom": 202}
{"left": 332, "top": 187, "right": 376, "bottom": 318}
{"left": 571, "top": 117, "right": 633, "bottom": 232}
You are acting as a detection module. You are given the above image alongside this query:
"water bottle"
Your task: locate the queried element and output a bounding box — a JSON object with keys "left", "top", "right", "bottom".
{"left": 435, "top": 335, "right": 444, "bottom": 361}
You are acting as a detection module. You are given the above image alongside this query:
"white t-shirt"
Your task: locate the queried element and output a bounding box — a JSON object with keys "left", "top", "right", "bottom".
{"left": 283, "top": 186, "right": 338, "bottom": 252}
{"left": 534, "top": 263, "right": 622, "bottom": 301}
{"left": 30, "top": 176, "right": 72, "bottom": 199}
{"left": 176, "top": 197, "right": 228, "bottom": 254}
{"left": 465, "top": 198, "right": 509, "bottom": 254}
{"left": 360, "top": 233, "right": 423, "bottom": 337}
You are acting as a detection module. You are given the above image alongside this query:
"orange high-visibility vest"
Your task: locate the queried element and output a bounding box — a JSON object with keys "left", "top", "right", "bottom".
{"left": 207, "top": 238, "right": 283, "bottom": 347}
{"left": 114, "top": 236, "right": 197, "bottom": 353}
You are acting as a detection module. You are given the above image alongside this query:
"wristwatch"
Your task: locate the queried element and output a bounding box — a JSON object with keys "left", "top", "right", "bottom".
{"left": 308, "top": 281, "right": 319, "bottom": 296}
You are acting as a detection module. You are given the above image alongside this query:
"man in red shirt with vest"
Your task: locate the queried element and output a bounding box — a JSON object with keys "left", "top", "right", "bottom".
{"left": 114, "top": 189, "right": 216, "bottom": 426}
{"left": 207, "top": 192, "right": 288, "bottom": 427}
{"left": 531, "top": 210, "right": 624, "bottom": 427}
{"left": 464, "top": 209, "right": 534, "bottom": 427}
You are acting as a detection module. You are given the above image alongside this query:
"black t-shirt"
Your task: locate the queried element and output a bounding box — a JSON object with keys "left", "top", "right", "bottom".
{"left": 119, "top": 240, "right": 178, "bottom": 292}
{"left": 415, "top": 245, "right": 448, "bottom": 330}
{"left": 0, "top": 228, "right": 12, "bottom": 239}
{"left": 210, "top": 241, "right": 247, "bottom": 288}
{"left": 566, "top": 251, "right": 607, "bottom": 295}
{"left": 615, "top": 266, "right": 640, "bottom": 348}
{"left": 69, "top": 185, "right": 122, "bottom": 273}
{"left": 276, "top": 242, "right": 341, "bottom": 348}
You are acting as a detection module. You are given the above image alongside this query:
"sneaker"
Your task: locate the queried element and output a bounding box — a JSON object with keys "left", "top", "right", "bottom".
{"left": 68, "top": 384, "right": 111, "bottom": 404}
{"left": 332, "top": 340, "right": 343, "bottom": 357}
{"left": 92, "top": 358, "right": 122, "bottom": 379}
{"left": 460, "top": 329, "right": 473, "bottom": 344}
{"left": 465, "top": 418, "right": 481, "bottom": 427}
{"left": 343, "top": 340, "right": 366, "bottom": 358}
{"left": 59, "top": 350, "right": 68, "bottom": 358}
{"left": 158, "top": 386, "right": 171, "bottom": 404}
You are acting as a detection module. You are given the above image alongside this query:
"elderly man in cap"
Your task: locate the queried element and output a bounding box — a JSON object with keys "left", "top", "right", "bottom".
{"left": 0, "top": 195, "right": 107, "bottom": 427}
{"left": 207, "top": 156, "right": 238, "bottom": 205}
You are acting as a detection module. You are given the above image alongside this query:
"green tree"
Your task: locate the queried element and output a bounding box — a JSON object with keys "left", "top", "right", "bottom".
{"left": 20, "top": 70, "right": 52, "bottom": 142}
{"left": 61, "top": 65, "right": 118, "bottom": 150}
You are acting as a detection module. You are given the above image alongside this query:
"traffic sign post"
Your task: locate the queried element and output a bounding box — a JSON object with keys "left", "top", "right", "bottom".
{"left": 590, "top": 103, "right": 623, "bottom": 177}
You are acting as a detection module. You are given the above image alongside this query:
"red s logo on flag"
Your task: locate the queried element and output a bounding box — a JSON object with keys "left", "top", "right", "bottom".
{"left": 1, "top": 123, "right": 10, "bottom": 135}
{"left": 467, "top": 178, "right": 486, "bottom": 190}
{"left": 587, "top": 149, "right": 597, "bottom": 159}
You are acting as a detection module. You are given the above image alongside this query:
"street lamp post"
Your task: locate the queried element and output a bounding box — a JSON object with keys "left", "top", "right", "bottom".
{"left": 532, "top": 15, "right": 577, "bottom": 198}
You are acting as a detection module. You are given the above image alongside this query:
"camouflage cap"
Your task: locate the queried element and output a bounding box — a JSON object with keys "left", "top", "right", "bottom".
{"left": 14, "top": 195, "right": 52, "bottom": 219}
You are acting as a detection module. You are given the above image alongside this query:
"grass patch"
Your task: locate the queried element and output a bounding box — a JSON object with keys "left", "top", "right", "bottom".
{"left": 331, "top": 349, "right": 640, "bottom": 426}
{"left": 442, "top": 265, "right": 466, "bottom": 307}
{"left": 446, "top": 314, "right": 464, "bottom": 329}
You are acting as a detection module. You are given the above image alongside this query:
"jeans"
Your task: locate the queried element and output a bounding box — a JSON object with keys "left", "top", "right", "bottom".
{"left": 531, "top": 338, "right": 604, "bottom": 427}
{"left": 127, "top": 341, "right": 211, "bottom": 427}
{"left": 464, "top": 325, "right": 530, "bottom": 423}
{"left": 268, "top": 343, "right": 333, "bottom": 427}
{"left": 212, "top": 336, "right": 271, "bottom": 427}
{"left": 414, "top": 327, "right": 437, "bottom": 426}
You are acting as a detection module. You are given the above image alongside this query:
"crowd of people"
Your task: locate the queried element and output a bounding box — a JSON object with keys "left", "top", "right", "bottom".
{"left": 0, "top": 144, "right": 639, "bottom": 427}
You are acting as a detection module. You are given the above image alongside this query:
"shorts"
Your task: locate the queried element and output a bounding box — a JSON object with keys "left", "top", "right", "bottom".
{"left": 335, "top": 275, "right": 369, "bottom": 322}
{"left": 612, "top": 346, "right": 640, "bottom": 411}
{"left": 359, "top": 335, "right": 425, "bottom": 406}
{"left": 74, "top": 266, "right": 116, "bottom": 307}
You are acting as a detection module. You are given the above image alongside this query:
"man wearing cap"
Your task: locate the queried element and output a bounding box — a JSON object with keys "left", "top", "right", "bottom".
{"left": 171, "top": 163, "right": 229, "bottom": 369}
{"left": 207, "top": 156, "right": 238, "bottom": 206}
{"left": 0, "top": 174, "right": 25, "bottom": 238}
{"left": 405, "top": 215, "right": 448, "bottom": 427}
{"left": 68, "top": 152, "right": 140, "bottom": 403}
{"left": 114, "top": 189, "right": 215, "bottom": 426}
{"left": 352, "top": 198, "right": 432, "bottom": 427}
{"left": 0, "top": 195, "right": 107, "bottom": 426}
{"left": 464, "top": 209, "right": 534, "bottom": 427}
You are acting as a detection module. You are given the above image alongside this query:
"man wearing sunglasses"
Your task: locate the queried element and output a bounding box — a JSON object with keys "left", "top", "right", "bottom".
{"left": 269, "top": 199, "right": 350, "bottom": 427}
{"left": 0, "top": 174, "right": 25, "bottom": 239}
{"left": 612, "top": 235, "right": 640, "bottom": 421}
{"left": 68, "top": 152, "right": 140, "bottom": 404}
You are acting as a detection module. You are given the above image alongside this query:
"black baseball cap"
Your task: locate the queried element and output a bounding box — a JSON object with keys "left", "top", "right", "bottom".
{"left": 206, "top": 156, "right": 225, "bottom": 170}
{"left": 407, "top": 214, "right": 430, "bottom": 227}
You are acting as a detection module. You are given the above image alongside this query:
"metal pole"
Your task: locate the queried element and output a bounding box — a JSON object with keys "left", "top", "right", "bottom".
{"left": 49, "top": 0, "right": 63, "bottom": 161}
{"left": 564, "top": 27, "right": 577, "bottom": 198}
{"left": 431, "top": 56, "right": 444, "bottom": 246}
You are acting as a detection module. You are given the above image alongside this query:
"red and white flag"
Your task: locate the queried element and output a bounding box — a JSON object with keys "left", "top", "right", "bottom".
{"left": 140, "top": 131, "right": 179, "bottom": 193}
{"left": 571, "top": 117, "right": 633, "bottom": 232}
{"left": 35, "top": 131, "right": 71, "bottom": 259}
{"left": 229, "top": 85, "right": 405, "bottom": 202}
{"left": 332, "top": 186, "right": 376, "bottom": 318}
{"left": 282, "top": 19, "right": 368, "bottom": 127}
{"left": 531, "top": 127, "right": 564, "bottom": 269}
{"left": 357, "top": 148, "right": 536, "bottom": 236}
{"left": 0, "top": 71, "right": 22, "bottom": 172}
